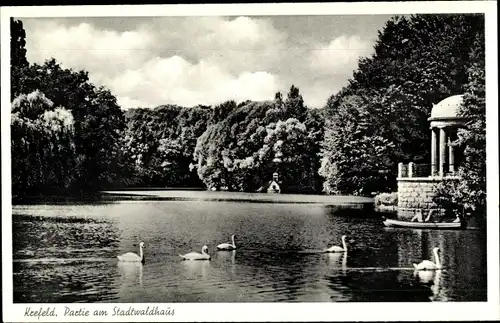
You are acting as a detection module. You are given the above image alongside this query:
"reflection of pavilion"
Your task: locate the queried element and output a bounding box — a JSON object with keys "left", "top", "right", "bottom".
{"left": 395, "top": 229, "right": 458, "bottom": 301}
{"left": 396, "top": 229, "right": 457, "bottom": 269}
{"left": 397, "top": 95, "right": 465, "bottom": 220}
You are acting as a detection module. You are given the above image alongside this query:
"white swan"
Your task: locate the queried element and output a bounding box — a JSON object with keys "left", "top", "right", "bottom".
{"left": 414, "top": 268, "right": 435, "bottom": 284}
{"left": 413, "top": 247, "right": 442, "bottom": 270}
{"left": 217, "top": 235, "right": 237, "bottom": 251}
{"left": 323, "top": 235, "right": 347, "bottom": 253}
{"left": 117, "top": 242, "right": 145, "bottom": 263}
{"left": 179, "top": 245, "right": 211, "bottom": 261}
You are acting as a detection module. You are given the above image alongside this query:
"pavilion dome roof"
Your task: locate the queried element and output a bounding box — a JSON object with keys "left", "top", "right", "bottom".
{"left": 429, "top": 94, "right": 465, "bottom": 121}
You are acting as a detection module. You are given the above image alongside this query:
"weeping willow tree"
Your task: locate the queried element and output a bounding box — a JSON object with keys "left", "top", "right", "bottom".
{"left": 11, "top": 90, "right": 76, "bottom": 198}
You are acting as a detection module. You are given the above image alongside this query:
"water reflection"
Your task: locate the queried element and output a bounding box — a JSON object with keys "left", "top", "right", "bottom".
{"left": 413, "top": 270, "right": 449, "bottom": 302}
{"left": 217, "top": 250, "right": 236, "bottom": 263}
{"left": 429, "top": 270, "right": 449, "bottom": 302}
{"left": 181, "top": 260, "right": 211, "bottom": 280}
{"left": 326, "top": 252, "right": 347, "bottom": 274}
{"left": 217, "top": 250, "right": 236, "bottom": 276}
{"left": 12, "top": 201, "right": 487, "bottom": 303}
{"left": 117, "top": 262, "right": 143, "bottom": 287}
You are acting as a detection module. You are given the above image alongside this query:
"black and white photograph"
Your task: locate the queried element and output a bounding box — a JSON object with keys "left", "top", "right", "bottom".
{"left": 1, "top": 2, "right": 499, "bottom": 322}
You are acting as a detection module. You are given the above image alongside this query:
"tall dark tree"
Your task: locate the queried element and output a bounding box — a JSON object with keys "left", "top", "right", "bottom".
{"left": 320, "top": 95, "right": 394, "bottom": 195}
{"left": 10, "top": 18, "right": 29, "bottom": 100}
{"left": 320, "top": 13, "right": 485, "bottom": 195}
{"left": 284, "top": 85, "right": 308, "bottom": 122}
{"left": 11, "top": 49, "right": 125, "bottom": 194}
{"left": 433, "top": 30, "right": 486, "bottom": 220}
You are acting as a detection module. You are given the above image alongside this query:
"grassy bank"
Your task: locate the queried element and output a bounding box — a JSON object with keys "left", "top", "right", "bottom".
{"left": 12, "top": 188, "right": 374, "bottom": 206}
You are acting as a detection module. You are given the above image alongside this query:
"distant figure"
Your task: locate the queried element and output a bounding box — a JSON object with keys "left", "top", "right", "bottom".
{"left": 411, "top": 209, "right": 434, "bottom": 222}
{"left": 424, "top": 209, "right": 434, "bottom": 222}
{"left": 266, "top": 172, "right": 281, "bottom": 193}
{"left": 411, "top": 209, "right": 424, "bottom": 222}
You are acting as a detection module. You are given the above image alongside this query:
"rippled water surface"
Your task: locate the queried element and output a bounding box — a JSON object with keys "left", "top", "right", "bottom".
{"left": 12, "top": 194, "right": 487, "bottom": 303}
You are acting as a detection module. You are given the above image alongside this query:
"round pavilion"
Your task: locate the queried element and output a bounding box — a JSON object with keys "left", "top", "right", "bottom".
{"left": 428, "top": 94, "right": 466, "bottom": 177}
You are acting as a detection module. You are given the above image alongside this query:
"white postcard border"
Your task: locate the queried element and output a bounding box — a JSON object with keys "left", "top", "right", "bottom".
{"left": 1, "top": 2, "right": 499, "bottom": 322}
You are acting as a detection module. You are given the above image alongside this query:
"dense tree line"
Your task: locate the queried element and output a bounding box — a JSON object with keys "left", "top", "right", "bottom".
{"left": 10, "top": 18, "right": 324, "bottom": 198}
{"left": 10, "top": 14, "right": 485, "bottom": 212}
{"left": 120, "top": 104, "right": 211, "bottom": 187}
{"left": 319, "top": 14, "right": 485, "bottom": 197}
{"left": 192, "top": 87, "right": 324, "bottom": 192}
{"left": 433, "top": 29, "right": 486, "bottom": 219}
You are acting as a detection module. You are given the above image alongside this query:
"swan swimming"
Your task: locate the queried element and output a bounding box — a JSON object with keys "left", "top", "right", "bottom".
{"left": 323, "top": 235, "right": 348, "bottom": 253}
{"left": 117, "top": 242, "right": 145, "bottom": 263}
{"left": 179, "top": 245, "right": 211, "bottom": 261}
{"left": 217, "top": 235, "right": 237, "bottom": 251}
{"left": 413, "top": 247, "right": 442, "bottom": 270}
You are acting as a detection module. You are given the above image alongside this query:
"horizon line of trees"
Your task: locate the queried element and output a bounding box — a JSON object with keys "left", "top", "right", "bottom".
{"left": 10, "top": 15, "right": 486, "bottom": 217}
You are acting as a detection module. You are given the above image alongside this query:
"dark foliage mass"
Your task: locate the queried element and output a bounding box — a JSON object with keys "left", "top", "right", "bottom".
{"left": 10, "top": 14, "right": 485, "bottom": 211}
{"left": 319, "top": 14, "right": 485, "bottom": 198}
{"left": 192, "top": 87, "right": 324, "bottom": 193}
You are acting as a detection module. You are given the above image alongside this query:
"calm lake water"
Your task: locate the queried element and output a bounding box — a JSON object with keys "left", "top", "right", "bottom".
{"left": 12, "top": 192, "right": 487, "bottom": 303}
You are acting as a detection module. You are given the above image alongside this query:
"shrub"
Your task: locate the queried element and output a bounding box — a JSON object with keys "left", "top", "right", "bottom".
{"left": 374, "top": 192, "right": 398, "bottom": 206}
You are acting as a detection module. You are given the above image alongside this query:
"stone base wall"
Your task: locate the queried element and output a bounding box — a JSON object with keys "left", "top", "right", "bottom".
{"left": 396, "top": 177, "right": 458, "bottom": 220}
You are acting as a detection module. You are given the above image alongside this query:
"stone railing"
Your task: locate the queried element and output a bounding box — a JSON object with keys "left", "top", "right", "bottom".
{"left": 398, "top": 162, "right": 432, "bottom": 178}
{"left": 398, "top": 163, "right": 409, "bottom": 178}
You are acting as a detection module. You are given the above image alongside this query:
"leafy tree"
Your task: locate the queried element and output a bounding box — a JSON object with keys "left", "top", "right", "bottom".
{"left": 122, "top": 105, "right": 210, "bottom": 187}
{"left": 193, "top": 86, "right": 324, "bottom": 193}
{"left": 11, "top": 18, "right": 127, "bottom": 195}
{"left": 320, "top": 95, "right": 394, "bottom": 195}
{"left": 14, "top": 58, "right": 126, "bottom": 193}
{"left": 351, "top": 14, "right": 483, "bottom": 164}
{"left": 257, "top": 118, "right": 318, "bottom": 192}
{"left": 284, "top": 85, "right": 308, "bottom": 122}
{"left": 10, "top": 18, "right": 29, "bottom": 100}
{"left": 455, "top": 31, "right": 486, "bottom": 214}
{"left": 11, "top": 91, "right": 76, "bottom": 197}
{"left": 433, "top": 30, "right": 486, "bottom": 220}
{"left": 208, "top": 101, "right": 236, "bottom": 126}
{"left": 320, "top": 13, "right": 484, "bottom": 195}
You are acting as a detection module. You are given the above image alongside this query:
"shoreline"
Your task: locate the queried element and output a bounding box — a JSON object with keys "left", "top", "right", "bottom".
{"left": 12, "top": 189, "right": 374, "bottom": 206}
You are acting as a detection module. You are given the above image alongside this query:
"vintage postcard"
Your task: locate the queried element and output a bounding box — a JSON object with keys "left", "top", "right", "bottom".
{"left": 1, "top": 2, "right": 499, "bottom": 322}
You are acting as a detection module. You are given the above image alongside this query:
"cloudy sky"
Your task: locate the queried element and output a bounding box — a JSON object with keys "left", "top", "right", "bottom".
{"left": 21, "top": 15, "right": 393, "bottom": 109}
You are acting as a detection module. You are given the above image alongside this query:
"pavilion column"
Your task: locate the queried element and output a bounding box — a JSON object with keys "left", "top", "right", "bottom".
{"left": 439, "top": 127, "right": 447, "bottom": 177}
{"left": 431, "top": 127, "right": 438, "bottom": 176}
{"left": 449, "top": 135, "right": 455, "bottom": 174}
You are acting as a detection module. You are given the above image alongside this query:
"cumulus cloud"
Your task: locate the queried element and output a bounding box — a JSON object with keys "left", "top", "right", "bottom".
{"left": 26, "top": 21, "right": 155, "bottom": 82}
{"left": 24, "top": 17, "right": 287, "bottom": 109}
{"left": 109, "top": 56, "right": 280, "bottom": 108}
{"left": 309, "top": 35, "right": 374, "bottom": 75}
{"left": 22, "top": 16, "right": 382, "bottom": 110}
